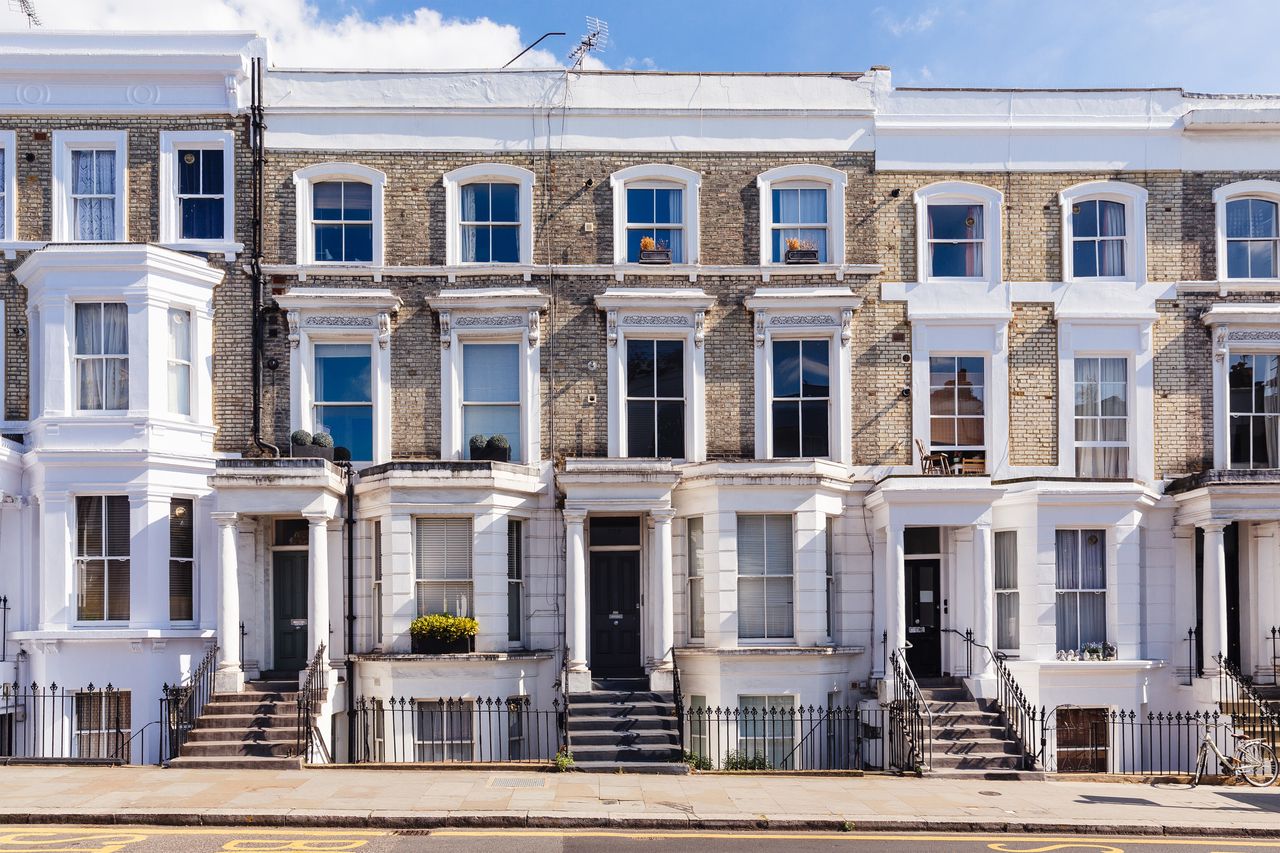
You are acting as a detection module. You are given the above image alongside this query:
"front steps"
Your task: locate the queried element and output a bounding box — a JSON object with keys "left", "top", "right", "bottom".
{"left": 567, "top": 677, "right": 687, "bottom": 774}
{"left": 919, "top": 678, "right": 1038, "bottom": 778}
{"left": 167, "top": 680, "right": 304, "bottom": 770}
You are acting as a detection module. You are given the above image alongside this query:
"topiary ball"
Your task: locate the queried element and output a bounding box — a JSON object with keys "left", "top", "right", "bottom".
{"left": 311, "top": 431, "right": 334, "bottom": 448}
{"left": 291, "top": 429, "right": 312, "bottom": 446}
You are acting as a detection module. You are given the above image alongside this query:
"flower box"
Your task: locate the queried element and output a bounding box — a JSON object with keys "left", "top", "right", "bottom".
{"left": 411, "top": 635, "right": 474, "bottom": 655}
{"left": 639, "top": 248, "right": 672, "bottom": 265}
{"left": 784, "top": 248, "right": 820, "bottom": 265}
{"left": 291, "top": 445, "right": 335, "bottom": 461}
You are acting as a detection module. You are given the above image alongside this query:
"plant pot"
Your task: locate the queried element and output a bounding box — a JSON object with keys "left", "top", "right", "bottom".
{"left": 639, "top": 249, "right": 672, "bottom": 265}
{"left": 484, "top": 442, "right": 511, "bottom": 463}
{"left": 291, "top": 445, "right": 335, "bottom": 461}
{"left": 411, "top": 635, "right": 474, "bottom": 655}
{"left": 784, "top": 248, "right": 820, "bottom": 265}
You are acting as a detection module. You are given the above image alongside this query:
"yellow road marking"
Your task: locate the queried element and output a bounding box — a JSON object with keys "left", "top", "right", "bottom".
{"left": 989, "top": 844, "right": 1124, "bottom": 852}
{"left": 0, "top": 829, "right": 150, "bottom": 853}
{"left": 432, "top": 829, "right": 1280, "bottom": 847}
{"left": 0, "top": 829, "right": 387, "bottom": 838}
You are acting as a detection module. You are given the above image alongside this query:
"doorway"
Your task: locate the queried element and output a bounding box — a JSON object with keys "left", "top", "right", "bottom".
{"left": 905, "top": 558, "right": 942, "bottom": 677}
{"left": 589, "top": 550, "right": 643, "bottom": 678}
{"left": 272, "top": 551, "right": 309, "bottom": 673}
{"left": 1194, "top": 522, "right": 1242, "bottom": 671}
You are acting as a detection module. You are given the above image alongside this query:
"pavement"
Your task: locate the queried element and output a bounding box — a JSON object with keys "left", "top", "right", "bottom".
{"left": 3, "top": 766, "right": 1280, "bottom": 837}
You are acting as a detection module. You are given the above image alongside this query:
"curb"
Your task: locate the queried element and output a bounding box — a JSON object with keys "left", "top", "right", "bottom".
{"left": 2, "top": 813, "right": 1280, "bottom": 837}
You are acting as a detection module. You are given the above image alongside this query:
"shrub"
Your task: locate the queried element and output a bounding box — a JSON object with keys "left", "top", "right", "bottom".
{"left": 684, "top": 751, "right": 712, "bottom": 771}
{"left": 333, "top": 446, "right": 351, "bottom": 462}
{"left": 487, "top": 433, "right": 511, "bottom": 456}
{"left": 722, "top": 750, "right": 772, "bottom": 771}
{"left": 553, "top": 748, "right": 575, "bottom": 772}
{"left": 290, "top": 429, "right": 312, "bottom": 446}
{"left": 311, "top": 432, "right": 334, "bottom": 448}
{"left": 410, "top": 613, "right": 479, "bottom": 642}
{"left": 468, "top": 434, "right": 488, "bottom": 457}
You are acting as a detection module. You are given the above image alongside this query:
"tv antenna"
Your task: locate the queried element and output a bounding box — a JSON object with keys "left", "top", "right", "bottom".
{"left": 567, "top": 16, "right": 608, "bottom": 69}
{"left": 7, "top": 0, "right": 40, "bottom": 26}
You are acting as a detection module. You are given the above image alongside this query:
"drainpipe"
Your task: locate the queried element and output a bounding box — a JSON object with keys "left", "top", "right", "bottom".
{"left": 248, "top": 56, "right": 278, "bottom": 458}
{"left": 344, "top": 465, "right": 357, "bottom": 761}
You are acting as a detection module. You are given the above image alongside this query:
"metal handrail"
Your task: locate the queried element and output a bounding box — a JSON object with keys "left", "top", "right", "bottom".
{"left": 1217, "top": 653, "right": 1279, "bottom": 749}
{"left": 669, "top": 647, "right": 685, "bottom": 753}
{"left": 887, "top": 639, "right": 932, "bottom": 772}
{"left": 556, "top": 645, "right": 571, "bottom": 755}
{"left": 159, "top": 644, "right": 219, "bottom": 762}
{"left": 295, "top": 643, "right": 327, "bottom": 763}
{"left": 1270, "top": 627, "right": 1279, "bottom": 686}
{"left": 941, "top": 627, "right": 1040, "bottom": 770}
{"left": 0, "top": 595, "right": 9, "bottom": 662}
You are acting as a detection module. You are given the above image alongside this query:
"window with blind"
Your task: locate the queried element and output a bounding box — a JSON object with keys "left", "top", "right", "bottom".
{"left": 687, "top": 517, "right": 705, "bottom": 641}
{"left": 75, "top": 690, "right": 131, "bottom": 761}
{"left": 507, "top": 519, "right": 524, "bottom": 644}
{"left": 994, "top": 530, "right": 1018, "bottom": 652}
{"left": 737, "top": 514, "right": 793, "bottom": 640}
{"left": 76, "top": 495, "right": 130, "bottom": 622}
{"left": 168, "top": 498, "right": 194, "bottom": 622}
{"left": 177, "top": 148, "right": 225, "bottom": 240}
{"left": 414, "top": 700, "right": 474, "bottom": 761}
{"left": 415, "top": 518, "right": 473, "bottom": 617}
{"left": 1055, "top": 529, "right": 1106, "bottom": 653}
{"left": 825, "top": 519, "right": 835, "bottom": 640}
{"left": 371, "top": 520, "right": 382, "bottom": 648}
{"left": 1074, "top": 357, "right": 1129, "bottom": 478}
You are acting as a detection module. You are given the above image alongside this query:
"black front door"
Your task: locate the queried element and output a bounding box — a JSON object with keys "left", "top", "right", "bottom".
{"left": 590, "top": 551, "right": 642, "bottom": 678}
{"left": 905, "top": 558, "right": 941, "bottom": 677}
{"left": 273, "top": 551, "right": 309, "bottom": 672}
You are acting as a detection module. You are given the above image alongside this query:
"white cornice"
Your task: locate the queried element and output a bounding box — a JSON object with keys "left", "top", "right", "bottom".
{"left": 594, "top": 287, "right": 714, "bottom": 312}
{"left": 14, "top": 243, "right": 224, "bottom": 296}
{"left": 744, "top": 285, "right": 862, "bottom": 312}
{"left": 275, "top": 287, "right": 401, "bottom": 313}
{"left": 426, "top": 287, "right": 549, "bottom": 312}
{"left": 1201, "top": 303, "right": 1280, "bottom": 327}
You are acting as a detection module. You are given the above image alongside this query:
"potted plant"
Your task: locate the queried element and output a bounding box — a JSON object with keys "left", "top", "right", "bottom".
{"left": 469, "top": 434, "right": 490, "bottom": 461}
{"left": 410, "top": 613, "right": 479, "bottom": 654}
{"left": 290, "top": 430, "right": 336, "bottom": 461}
{"left": 485, "top": 433, "right": 511, "bottom": 463}
{"left": 638, "top": 235, "right": 672, "bottom": 265}
{"left": 784, "top": 237, "right": 820, "bottom": 265}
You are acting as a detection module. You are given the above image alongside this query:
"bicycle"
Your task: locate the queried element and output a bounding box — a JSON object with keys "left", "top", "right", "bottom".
{"left": 1192, "top": 721, "right": 1279, "bottom": 787}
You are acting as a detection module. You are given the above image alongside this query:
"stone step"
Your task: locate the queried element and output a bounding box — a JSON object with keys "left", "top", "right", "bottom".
{"left": 183, "top": 727, "right": 299, "bottom": 743}
{"left": 570, "top": 691, "right": 674, "bottom": 704}
{"left": 930, "top": 710, "right": 1004, "bottom": 727}
{"left": 193, "top": 713, "right": 298, "bottom": 729}
{"left": 931, "top": 724, "right": 1010, "bottom": 740}
{"left": 247, "top": 680, "right": 303, "bottom": 691}
{"left": 213, "top": 690, "right": 300, "bottom": 703}
{"left": 569, "top": 730, "right": 680, "bottom": 747}
{"left": 566, "top": 714, "right": 678, "bottom": 733}
{"left": 569, "top": 743, "right": 683, "bottom": 763}
{"left": 167, "top": 755, "right": 302, "bottom": 770}
{"left": 181, "top": 739, "right": 299, "bottom": 758}
{"left": 925, "top": 701, "right": 987, "bottom": 714}
{"left": 572, "top": 760, "right": 690, "bottom": 775}
{"left": 930, "top": 752, "right": 1024, "bottom": 770}
{"left": 567, "top": 701, "right": 676, "bottom": 717}
{"left": 590, "top": 678, "right": 652, "bottom": 692}
{"left": 928, "top": 768, "right": 1046, "bottom": 781}
{"left": 918, "top": 687, "right": 970, "bottom": 702}
{"left": 203, "top": 701, "right": 299, "bottom": 716}
{"left": 935, "top": 738, "right": 1021, "bottom": 756}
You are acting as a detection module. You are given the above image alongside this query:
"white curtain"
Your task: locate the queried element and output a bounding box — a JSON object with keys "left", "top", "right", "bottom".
{"left": 797, "top": 188, "right": 827, "bottom": 224}
{"left": 687, "top": 517, "right": 705, "bottom": 640}
{"left": 72, "top": 150, "right": 116, "bottom": 240}
{"left": 167, "top": 309, "right": 191, "bottom": 416}
{"left": 102, "top": 303, "right": 128, "bottom": 410}
{"left": 659, "top": 188, "right": 683, "bottom": 224}
{"left": 994, "top": 530, "right": 1019, "bottom": 650}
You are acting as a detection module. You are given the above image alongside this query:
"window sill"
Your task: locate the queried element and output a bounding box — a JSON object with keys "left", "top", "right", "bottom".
{"left": 0, "top": 240, "right": 49, "bottom": 259}
{"left": 676, "top": 645, "right": 866, "bottom": 656}
{"left": 157, "top": 240, "right": 244, "bottom": 260}
{"left": 258, "top": 261, "right": 884, "bottom": 284}
{"left": 14, "top": 627, "right": 215, "bottom": 641}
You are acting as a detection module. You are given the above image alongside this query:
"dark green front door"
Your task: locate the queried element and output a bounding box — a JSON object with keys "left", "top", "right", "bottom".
{"left": 273, "top": 551, "right": 309, "bottom": 672}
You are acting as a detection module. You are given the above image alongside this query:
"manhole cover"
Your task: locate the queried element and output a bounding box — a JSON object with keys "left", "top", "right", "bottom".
{"left": 489, "top": 777, "right": 546, "bottom": 788}
{"left": 979, "top": 790, "right": 1002, "bottom": 797}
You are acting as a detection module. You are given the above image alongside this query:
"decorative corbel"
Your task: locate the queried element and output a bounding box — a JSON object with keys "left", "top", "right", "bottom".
{"left": 754, "top": 309, "right": 766, "bottom": 348}
{"left": 377, "top": 312, "right": 391, "bottom": 350}
{"left": 285, "top": 310, "right": 300, "bottom": 349}
{"left": 528, "top": 308, "right": 541, "bottom": 347}
{"left": 1214, "top": 326, "right": 1229, "bottom": 364}
{"left": 606, "top": 309, "right": 618, "bottom": 348}
{"left": 694, "top": 310, "right": 706, "bottom": 349}
{"left": 840, "top": 309, "right": 853, "bottom": 348}
{"left": 438, "top": 309, "right": 451, "bottom": 350}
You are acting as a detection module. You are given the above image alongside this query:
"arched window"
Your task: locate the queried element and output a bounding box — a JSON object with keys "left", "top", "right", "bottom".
{"left": 757, "top": 165, "right": 847, "bottom": 267}
{"left": 1059, "top": 181, "right": 1148, "bottom": 282}
{"left": 293, "top": 162, "right": 386, "bottom": 267}
{"left": 443, "top": 164, "right": 535, "bottom": 266}
{"left": 1214, "top": 180, "right": 1280, "bottom": 281}
{"left": 913, "top": 181, "right": 1002, "bottom": 283}
{"left": 610, "top": 164, "right": 700, "bottom": 265}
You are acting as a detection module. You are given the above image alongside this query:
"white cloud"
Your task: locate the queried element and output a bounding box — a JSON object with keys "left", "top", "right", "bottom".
{"left": 873, "top": 5, "right": 941, "bottom": 37}
{"left": 0, "top": 0, "right": 572, "bottom": 69}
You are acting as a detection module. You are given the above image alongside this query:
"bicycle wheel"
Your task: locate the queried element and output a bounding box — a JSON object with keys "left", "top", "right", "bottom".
{"left": 1191, "top": 745, "right": 1207, "bottom": 787}
{"left": 1239, "top": 742, "right": 1279, "bottom": 788}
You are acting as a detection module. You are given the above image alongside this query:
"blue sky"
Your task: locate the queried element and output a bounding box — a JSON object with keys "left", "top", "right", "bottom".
{"left": 311, "top": 0, "right": 1280, "bottom": 91}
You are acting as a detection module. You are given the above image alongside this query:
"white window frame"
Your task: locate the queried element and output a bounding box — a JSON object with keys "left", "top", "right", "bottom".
{"left": 158, "top": 131, "right": 237, "bottom": 258}
{"left": 414, "top": 698, "right": 474, "bottom": 761}
{"left": 279, "top": 288, "right": 399, "bottom": 465}
{"left": 926, "top": 353, "right": 989, "bottom": 466}
{"left": 166, "top": 307, "right": 192, "bottom": 418}
{"left": 736, "top": 513, "right": 795, "bottom": 643}
{"left": 414, "top": 516, "right": 474, "bottom": 619}
{"left": 293, "top": 162, "right": 385, "bottom": 268}
{"left": 443, "top": 164, "right": 535, "bottom": 267}
{"left": 168, "top": 496, "right": 196, "bottom": 625}
{"left": 596, "top": 288, "right": 713, "bottom": 463}
{"left": 73, "top": 300, "right": 130, "bottom": 413}
{"left": 74, "top": 494, "right": 131, "bottom": 625}
{"left": 913, "top": 181, "right": 1003, "bottom": 284}
{"left": 686, "top": 516, "right": 705, "bottom": 643}
{"left": 1059, "top": 181, "right": 1147, "bottom": 283}
{"left": 1213, "top": 180, "right": 1280, "bottom": 284}
{"left": 1072, "top": 354, "right": 1132, "bottom": 479}
{"left": 507, "top": 517, "right": 525, "bottom": 648}
{"left": 610, "top": 164, "right": 701, "bottom": 266}
{"left": 0, "top": 130, "right": 16, "bottom": 248}
{"left": 429, "top": 288, "right": 547, "bottom": 465}
{"left": 994, "top": 529, "right": 1019, "bottom": 654}
{"left": 1225, "top": 348, "right": 1280, "bottom": 470}
{"left": 1202, "top": 305, "right": 1280, "bottom": 470}
{"left": 757, "top": 165, "right": 847, "bottom": 268}
{"left": 737, "top": 693, "right": 797, "bottom": 768}
{"left": 1054, "top": 528, "right": 1108, "bottom": 654}
{"left": 371, "top": 519, "right": 384, "bottom": 650}
{"left": 52, "top": 130, "right": 127, "bottom": 242}
{"left": 746, "top": 288, "right": 860, "bottom": 466}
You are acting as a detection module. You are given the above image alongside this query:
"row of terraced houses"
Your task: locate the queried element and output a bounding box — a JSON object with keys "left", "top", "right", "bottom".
{"left": 0, "top": 31, "right": 1276, "bottom": 775}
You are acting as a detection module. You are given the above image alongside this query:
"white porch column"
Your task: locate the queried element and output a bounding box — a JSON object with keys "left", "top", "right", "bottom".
{"left": 564, "top": 510, "right": 590, "bottom": 690}
{"left": 884, "top": 521, "right": 906, "bottom": 662}
{"left": 972, "top": 522, "right": 996, "bottom": 679}
{"left": 1202, "top": 522, "right": 1229, "bottom": 675}
{"left": 304, "top": 512, "right": 331, "bottom": 671}
{"left": 212, "top": 512, "right": 244, "bottom": 693}
{"left": 652, "top": 508, "right": 675, "bottom": 672}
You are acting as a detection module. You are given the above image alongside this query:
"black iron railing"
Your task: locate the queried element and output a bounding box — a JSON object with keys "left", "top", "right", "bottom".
{"left": 0, "top": 596, "right": 8, "bottom": 662}
{"left": 887, "top": 642, "right": 931, "bottom": 772}
{"left": 0, "top": 682, "right": 132, "bottom": 764}
{"left": 1269, "top": 627, "right": 1279, "bottom": 686}
{"left": 942, "top": 628, "right": 1040, "bottom": 770}
{"left": 670, "top": 651, "right": 685, "bottom": 754}
{"left": 1217, "top": 653, "right": 1279, "bottom": 750}
{"left": 556, "top": 645, "right": 571, "bottom": 756}
{"left": 295, "top": 643, "right": 327, "bottom": 763}
{"left": 350, "top": 695, "right": 562, "bottom": 764}
{"left": 159, "top": 645, "right": 218, "bottom": 763}
{"left": 1183, "top": 626, "right": 1200, "bottom": 685}
{"left": 1042, "top": 709, "right": 1230, "bottom": 775}
{"left": 683, "top": 703, "right": 885, "bottom": 771}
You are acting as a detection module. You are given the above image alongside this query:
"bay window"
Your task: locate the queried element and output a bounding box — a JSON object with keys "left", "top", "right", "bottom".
{"left": 1055, "top": 529, "right": 1106, "bottom": 653}
{"left": 75, "top": 302, "right": 129, "bottom": 411}
{"left": 1228, "top": 352, "right": 1279, "bottom": 469}
{"left": 76, "top": 495, "right": 131, "bottom": 622}
{"left": 737, "top": 514, "right": 794, "bottom": 641}
{"left": 626, "top": 338, "right": 684, "bottom": 458}
{"left": 1074, "top": 357, "right": 1129, "bottom": 478}
{"left": 770, "top": 339, "right": 830, "bottom": 458}
{"left": 314, "top": 342, "right": 373, "bottom": 461}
